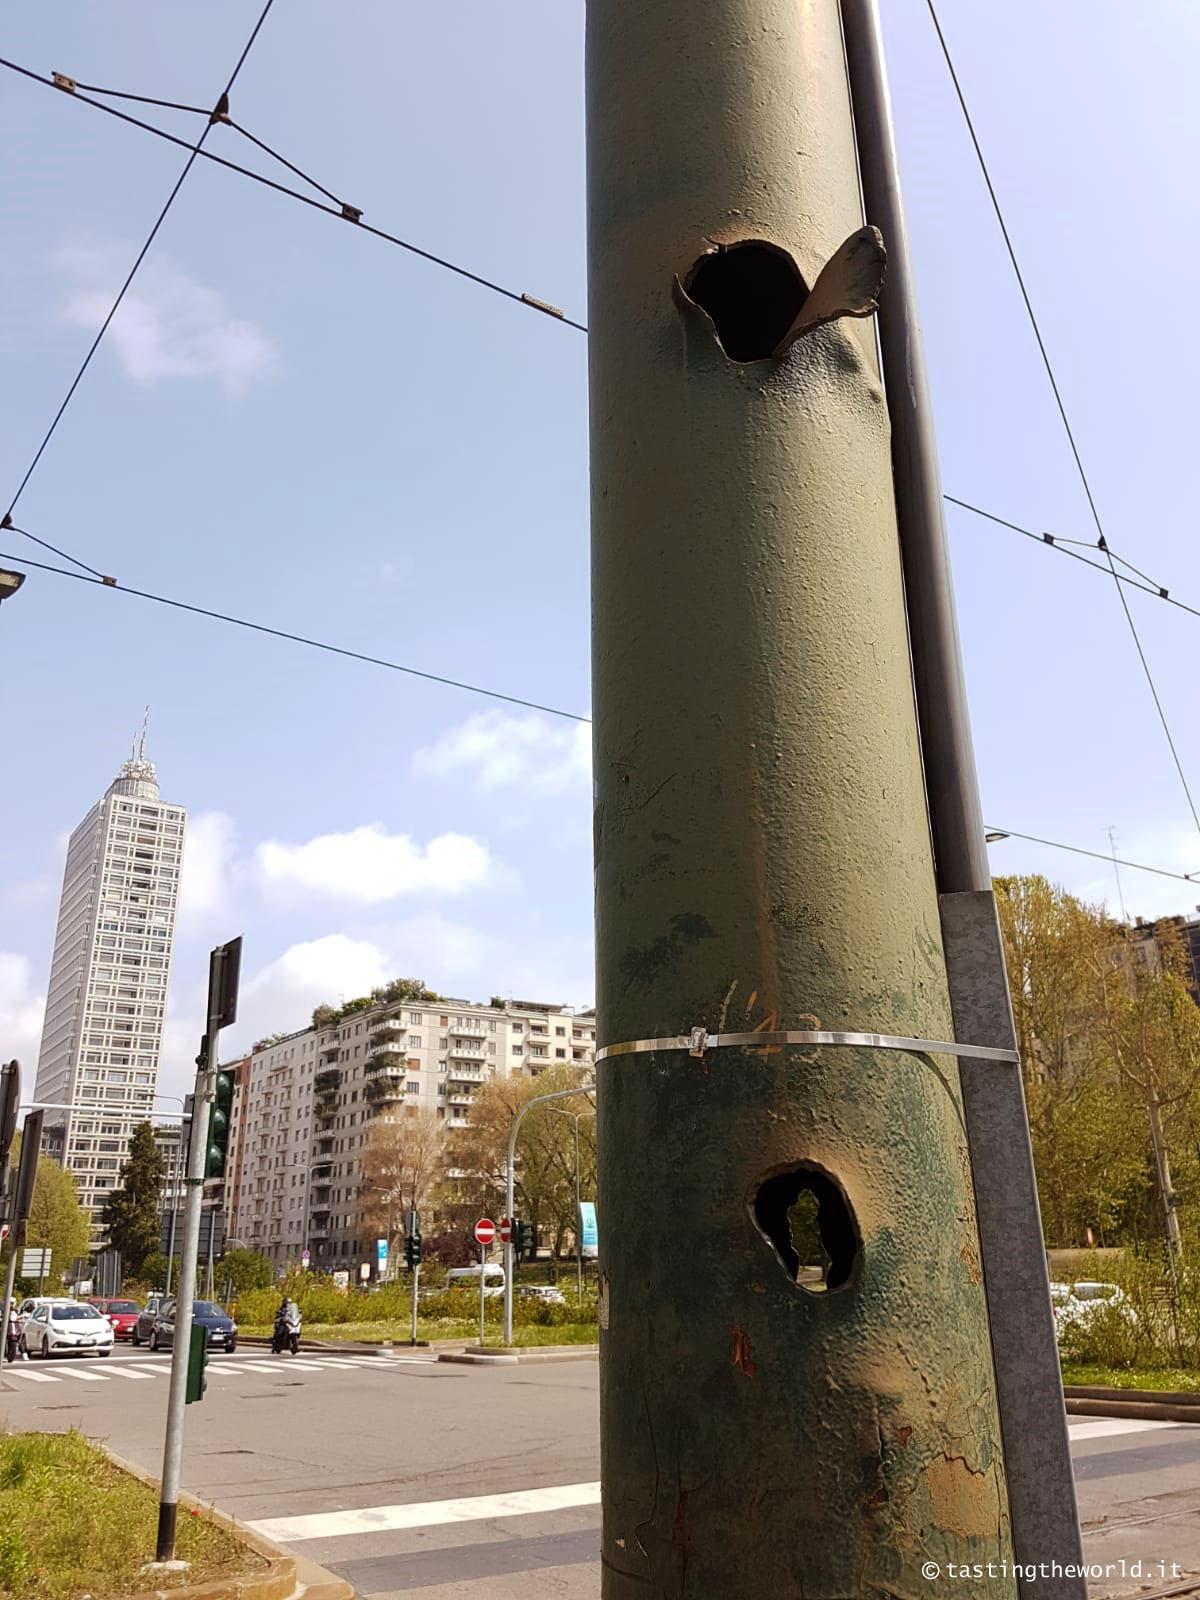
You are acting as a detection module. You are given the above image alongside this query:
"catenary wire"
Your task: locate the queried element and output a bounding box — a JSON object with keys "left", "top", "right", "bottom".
{"left": 0, "top": 1, "right": 277, "bottom": 555}
{"left": 10, "top": 53, "right": 1199, "bottom": 627}
{"left": 0, "top": 545, "right": 590, "bottom": 724}
{"left": 4, "top": 543, "right": 1194, "bottom": 890}
{"left": 925, "top": 0, "right": 1200, "bottom": 847}
{"left": 0, "top": 56, "right": 587, "bottom": 331}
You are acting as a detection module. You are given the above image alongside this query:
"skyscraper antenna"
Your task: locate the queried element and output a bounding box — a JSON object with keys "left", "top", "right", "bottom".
{"left": 139, "top": 705, "right": 149, "bottom": 761}
{"left": 1108, "top": 826, "right": 1129, "bottom": 922}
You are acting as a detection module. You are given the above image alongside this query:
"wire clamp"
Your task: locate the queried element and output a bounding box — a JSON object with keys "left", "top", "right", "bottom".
{"left": 341, "top": 202, "right": 363, "bottom": 224}
{"left": 597, "top": 1027, "right": 1020, "bottom": 1064}
{"left": 52, "top": 71, "right": 77, "bottom": 94}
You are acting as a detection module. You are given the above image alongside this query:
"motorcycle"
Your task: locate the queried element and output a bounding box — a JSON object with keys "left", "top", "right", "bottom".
{"left": 272, "top": 1308, "right": 301, "bottom": 1356}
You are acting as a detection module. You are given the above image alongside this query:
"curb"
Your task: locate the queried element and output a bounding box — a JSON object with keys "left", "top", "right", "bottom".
{"left": 1066, "top": 1396, "right": 1200, "bottom": 1425}
{"left": 1066, "top": 1384, "right": 1200, "bottom": 1407}
{"left": 239, "top": 1336, "right": 431, "bottom": 1354}
{"left": 438, "top": 1344, "right": 599, "bottom": 1366}
{"left": 103, "top": 1447, "right": 354, "bottom": 1600}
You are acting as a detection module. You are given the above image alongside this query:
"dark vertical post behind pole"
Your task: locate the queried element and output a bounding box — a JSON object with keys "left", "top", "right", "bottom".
{"left": 838, "top": 1, "right": 1084, "bottom": 1588}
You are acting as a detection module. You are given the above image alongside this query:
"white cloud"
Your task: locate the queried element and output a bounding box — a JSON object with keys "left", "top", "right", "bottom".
{"left": 413, "top": 712, "right": 591, "bottom": 795}
{"left": 0, "top": 953, "right": 45, "bottom": 1071}
{"left": 56, "top": 247, "right": 276, "bottom": 394}
{"left": 178, "top": 812, "right": 237, "bottom": 926}
{"left": 255, "top": 825, "right": 494, "bottom": 903}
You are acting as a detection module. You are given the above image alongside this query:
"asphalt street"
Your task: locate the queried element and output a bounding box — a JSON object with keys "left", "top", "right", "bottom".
{"left": 4, "top": 1346, "right": 1200, "bottom": 1598}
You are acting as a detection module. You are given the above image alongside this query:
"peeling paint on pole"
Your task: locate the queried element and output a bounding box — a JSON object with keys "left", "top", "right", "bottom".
{"left": 586, "top": 0, "right": 1017, "bottom": 1593}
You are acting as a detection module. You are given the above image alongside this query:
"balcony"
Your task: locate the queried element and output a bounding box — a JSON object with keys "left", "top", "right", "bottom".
{"left": 364, "top": 1075, "right": 405, "bottom": 1107}
{"left": 309, "top": 1216, "right": 329, "bottom": 1239}
{"left": 447, "top": 1114, "right": 471, "bottom": 1129}
{"left": 369, "top": 1018, "right": 407, "bottom": 1046}
{"left": 447, "top": 1091, "right": 474, "bottom": 1109}
{"left": 365, "top": 1049, "right": 406, "bottom": 1073}
{"left": 447, "top": 1040, "right": 487, "bottom": 1061}
{"left": 446, "top": 1062, "right": 486, "bottom": 1083}
{"left": 310, "top": 1160, "right": 333, "bottom": 1178}
{"left": 319, "top": 1042, "right": 340, "bottom": 1062}
{"left": 314, "top": 1068, "right": 342, "bottom": 1094}
{"left": 450, "top": 1021, "right": 487, "bottom": 1038}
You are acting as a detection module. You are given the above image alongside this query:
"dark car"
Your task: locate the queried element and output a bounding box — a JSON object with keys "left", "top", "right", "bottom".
{"left": 148, "top": 1297, "right": 238, "bottom": 1353}
{"left": 88, "top": 1297, "right": 140, "bottom": 1340}
{"left": 131, "top": 1293, "right": 163, "bottom": 1347}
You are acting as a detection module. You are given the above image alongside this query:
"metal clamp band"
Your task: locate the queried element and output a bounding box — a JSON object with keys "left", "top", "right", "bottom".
{"left": 595, "top": 1027, "right": 1019, "bottom": 1064}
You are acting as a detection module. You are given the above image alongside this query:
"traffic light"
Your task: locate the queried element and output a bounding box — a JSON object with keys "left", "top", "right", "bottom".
{"left": 405, "top": 1231, "right": 422, "bottom": 1269}
{"left": 206, "top": 1069, "right": 233, "bottom": 1179}
{"left": 516, "top": 1220, "right": 535, "bottom": 1258}
{"left": 185, "top": 1323, "right": 208, "bottom": 1403}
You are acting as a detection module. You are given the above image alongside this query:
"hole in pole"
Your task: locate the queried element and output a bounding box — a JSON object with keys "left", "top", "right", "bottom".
{"left": 753, "top": 1165, "right": 858, "bottom": 1293}
{"left": 683, "top": 241, "right": 809, "bottom": 362}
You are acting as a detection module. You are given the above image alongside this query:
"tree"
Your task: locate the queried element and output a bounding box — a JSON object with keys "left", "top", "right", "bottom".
{"left": 444, "top": 1065, "right": 596, "bottom": 1252}
{"left": 360, "top": 1108, "right": 447, "bottom": 1261}
{"left": 1096, "top": 922, "right": 1200, "bottom": 1255}
{"left": 99, "top": 1122, "right": 165, "bottom": 1274}
{"left": 219, "top": 1247, "right": 275, "bottom": 1297}
{"left": 0, "top": 1131, "right": 91, "bottom": 1289}
{"left": 995, "top": 876, "right": 1147, "bottom": 1246}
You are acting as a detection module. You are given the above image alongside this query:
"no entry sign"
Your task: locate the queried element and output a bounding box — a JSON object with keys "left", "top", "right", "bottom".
{"left": 499, "top": 1217, "right": 512, "bottom": 1244}
{"left": 474, "top": 1217, "right": 496, "bottom": 1246}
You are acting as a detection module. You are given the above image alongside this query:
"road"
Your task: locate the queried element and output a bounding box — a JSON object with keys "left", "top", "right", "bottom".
{"left": 5, "top": 1346, "right": 1200, "bottom": 1597}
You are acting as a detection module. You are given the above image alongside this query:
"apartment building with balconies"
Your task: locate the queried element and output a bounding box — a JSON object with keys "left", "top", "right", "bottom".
{"left": 225, "top": 990, "right": 595, "bottom": 1271}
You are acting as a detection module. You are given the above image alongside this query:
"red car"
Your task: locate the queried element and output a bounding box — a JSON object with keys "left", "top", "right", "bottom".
{"left": 88, "top": 1297, "right": 140, "bottom": 1340}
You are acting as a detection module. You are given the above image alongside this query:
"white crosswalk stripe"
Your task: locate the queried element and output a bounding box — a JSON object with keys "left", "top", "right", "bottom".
{"left": 6, "top": 1351, "right": 437, "bottom": 1386}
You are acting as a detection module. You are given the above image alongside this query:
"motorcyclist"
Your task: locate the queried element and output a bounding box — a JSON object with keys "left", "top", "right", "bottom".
{"left": 273, "top": 1297, "right": 301, "bottom": 1353}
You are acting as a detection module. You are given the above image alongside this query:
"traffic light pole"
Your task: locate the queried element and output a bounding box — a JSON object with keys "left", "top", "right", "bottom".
{"left": 155, "top": 939, "right": 239, "bottom": 1566}
{"left": 587, "top": 0, "right": 1016, "bottom": 1591}
{"left": 154, "top": 1050, "right": 211, "bottom": 1563}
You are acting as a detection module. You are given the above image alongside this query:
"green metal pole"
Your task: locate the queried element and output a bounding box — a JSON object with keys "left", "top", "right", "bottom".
{"left": 586, "top": 1, "right": 1016, "bottom": 1593}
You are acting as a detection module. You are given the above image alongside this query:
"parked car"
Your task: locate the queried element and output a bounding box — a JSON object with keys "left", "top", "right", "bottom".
{"left": 88, "top": 1297, "right": 140, "bottom": 1340}
{"left": 1052, "top": 1280, "right": 1134, "bottom": 1344}
{"left": 23, "top": 1300, "right": 114, "bottom": 1359}
{"left": 131, "top": 1295, "right": 166, "bottom": 1346}
{"left": 517, "top": 1284, "right": 568, "bottom": 1306}
{"left": 148, "top": 1298, "right": 238, "bottom": 1353}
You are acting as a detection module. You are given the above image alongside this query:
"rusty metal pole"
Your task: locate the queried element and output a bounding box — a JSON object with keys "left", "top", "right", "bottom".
{"left": 587, "top": 1, "right": 1017, "bottom": 1593}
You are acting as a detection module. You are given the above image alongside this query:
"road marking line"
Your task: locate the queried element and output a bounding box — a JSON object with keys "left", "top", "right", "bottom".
{"left": 9, "top": 1368, "right": 56, "bottom": 1382}
{"left": 248, "top": 1481, "right": 603, "bottom": 1543}
{"left": 1067, "top": 1418, "right": 1181, "bottom": 1440}
{"left": 106, "top": 1366, "right": 154, "bottom": 1380}
{"left": 46, "top": 1365, "right": 108, "bottom": 1380}
{"left": 306, "top": 1358, "right": 362, "bottom": 1369}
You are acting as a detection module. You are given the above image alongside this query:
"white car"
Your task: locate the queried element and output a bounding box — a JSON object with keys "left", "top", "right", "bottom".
{"left": 23, "top": 1300, "right": 115, "bottom": 1359}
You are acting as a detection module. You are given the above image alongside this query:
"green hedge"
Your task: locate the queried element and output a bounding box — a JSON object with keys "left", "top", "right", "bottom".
{"left": 234, "top": 1278, "right": 597, "bottom": 1329}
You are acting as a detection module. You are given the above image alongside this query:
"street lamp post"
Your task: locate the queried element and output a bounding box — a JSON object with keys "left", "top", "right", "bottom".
{"left": 545, "top": 1105, "right": 596, "bottom": 1307}
{"left": 0, "top": 569, "right": 26, "bottom": 606}
{"left": 502, "top": 1082, "right": 595, "bottom": 1348}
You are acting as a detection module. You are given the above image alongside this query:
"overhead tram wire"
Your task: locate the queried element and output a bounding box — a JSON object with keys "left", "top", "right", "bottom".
{"left": 0, "top": 1, "right": 277, "bottom": 575}
{"left": 945, "top": 497, "right": 1200, "bottom": 622}
{"left": 5, "top": 540, "right": 1195, "bottom": 892}
{"left": 1, "top": 544, "right": 590, "bottom": 726}
{"left": 925, "top": 0, "right": 1200, "bottom": 849}
{"left": 0, "top": 56, "right": 587, "bottom": 333}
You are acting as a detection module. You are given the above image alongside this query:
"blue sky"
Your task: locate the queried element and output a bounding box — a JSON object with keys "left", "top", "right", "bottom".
{"left": 3, "top": 1, "right": 1199, "bottom": 1104}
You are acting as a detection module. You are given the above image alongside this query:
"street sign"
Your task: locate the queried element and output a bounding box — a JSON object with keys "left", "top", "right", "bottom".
{"left": 160, "top": 1208, "right": 224, "bottom": 1258}
{"left": 474, "top": 1218, "right": 496, "bottom": 1246}
{"left": 376, "top": 1237, "right": 388, "bottom": 1265}
{"left": 21, "top": 1248, "right": 50, "bottom": 1275}
{"left": 301, "top": 1249, "right": 311, "bottom": 1269}
{"left": 0, "top": 1224, "right": 9, "bottom": 1243}
{"left": 578, "top": 1201, "right": 599, "bottom": 1260}
{"left": 499, "top": 1217, "right": 512, "bottom": 1244}
{"left": 332, "top": 1270, "right": 349, "bottom": 1291}
{"left": 359, "top": 1262, "right": 370, "bottom": 1283}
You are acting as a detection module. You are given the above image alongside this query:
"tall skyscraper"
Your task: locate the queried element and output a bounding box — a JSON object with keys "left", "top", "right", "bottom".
{"left": 33, "top": 738, "right": 186, "bottom": 1236}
